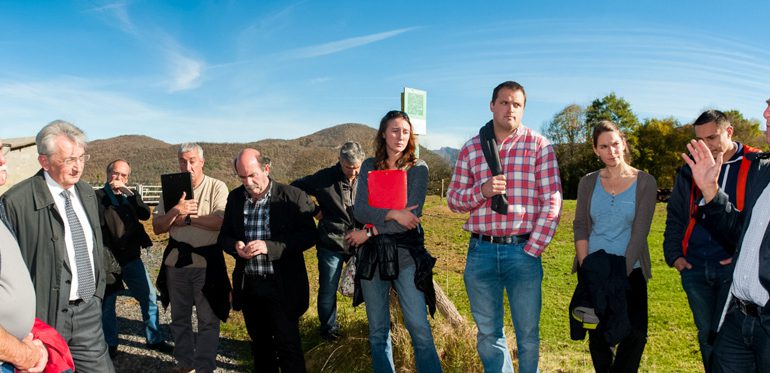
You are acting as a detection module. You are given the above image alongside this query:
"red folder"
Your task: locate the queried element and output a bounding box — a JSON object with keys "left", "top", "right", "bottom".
{"left": 367, "top": 169, "right": 407, "bottom": 210}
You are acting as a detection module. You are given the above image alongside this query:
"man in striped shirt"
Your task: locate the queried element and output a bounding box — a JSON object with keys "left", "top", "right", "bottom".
{"left": 447, "top": 81, "right": 562, "bottom": 373}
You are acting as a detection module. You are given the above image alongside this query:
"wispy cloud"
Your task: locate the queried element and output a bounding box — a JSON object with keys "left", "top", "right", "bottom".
{"left": 283, "top": 27, "right": 418, "bottom": 59}
{"left": 83, "top": 1, "right": 205, "bottom": 92}
{"left": 162, "top": 42, "right": 205, "bottom": 92}
{"left": 84, "top": 1, "right": 136, "bottom": 36}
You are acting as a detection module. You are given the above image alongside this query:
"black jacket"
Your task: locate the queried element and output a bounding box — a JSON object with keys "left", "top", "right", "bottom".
{"left": 569, "top": 250, "right": 632, "bottom": 345}
{"left": 95, "top": 187, "right": 153, "bottom": 265}
{"left": 700, "top": 152, "right": 770, "bottom": 333}
{"left": 291, "top": 163, "right": 360, "bottom": 255}
{"left": 217, "top": 180, "right": 317, "bottom": 319}
{"left": 353, "top": 227, "right": 437, "bottom": 317}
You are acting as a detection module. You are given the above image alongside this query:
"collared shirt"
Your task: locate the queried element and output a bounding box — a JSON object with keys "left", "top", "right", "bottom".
{"left": 44, "top": 172, "right": 96, "bottom": 301}
{"left": 730, "top": 181, "right": 770, "bottom": 307}
{"left": 446, "top": 125, "right": 562, "bottom": 257}
{"left": 243, "top": 183, "right": 273, "bottom": 276}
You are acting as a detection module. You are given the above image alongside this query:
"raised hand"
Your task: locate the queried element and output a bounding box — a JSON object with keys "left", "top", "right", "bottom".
{"left": 681, "top": 139, "right": 722, "bottom": 203}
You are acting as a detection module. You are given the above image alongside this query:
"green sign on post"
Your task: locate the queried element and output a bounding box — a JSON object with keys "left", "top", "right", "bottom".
{"left": 401, "top": 87, "right": 427, "bottom": 135}
{"left": 401, "top": 87, "right": 427, "bottom": 158}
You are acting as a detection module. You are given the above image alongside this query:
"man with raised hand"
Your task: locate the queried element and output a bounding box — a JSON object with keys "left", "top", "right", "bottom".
{"left": 663, "top": 110, "right": 760, "bottom": 371}
{"left": 683, "top": 132, "right": 770, "bottom": 370}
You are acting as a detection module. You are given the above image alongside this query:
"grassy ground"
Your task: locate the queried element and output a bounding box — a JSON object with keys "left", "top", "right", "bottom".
{"left": 154, "top": 196, "right": 703, "bottom": 372}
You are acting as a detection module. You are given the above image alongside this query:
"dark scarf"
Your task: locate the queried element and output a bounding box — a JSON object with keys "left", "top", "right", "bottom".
{"left": 479, "top": 120, "right": 509, "bottom": 215}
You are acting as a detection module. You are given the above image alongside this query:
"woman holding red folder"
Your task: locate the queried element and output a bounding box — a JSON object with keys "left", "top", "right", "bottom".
{"left": 346, "top": 110, "right": 442, "bottom": 373}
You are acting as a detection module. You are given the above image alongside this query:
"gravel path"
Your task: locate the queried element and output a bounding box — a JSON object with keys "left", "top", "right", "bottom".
{"left": 111, "top": 244, "right": 249, "bottom": 373}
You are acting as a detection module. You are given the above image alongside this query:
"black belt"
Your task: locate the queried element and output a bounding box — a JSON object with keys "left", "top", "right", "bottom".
{"left": 471, "top": 233, "right": 530, "bottom": 245}
{"left": 733, "top": 298, "right": 761, "bottom": 317}
{"left": 68, "top": 299, "right": 84, "bottom": 306}
{"left": 245, "top": 272, "right": 274, "bottom": 281}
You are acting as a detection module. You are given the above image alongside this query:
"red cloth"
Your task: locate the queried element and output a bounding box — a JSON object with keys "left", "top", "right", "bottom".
{"left": 447, "top": 125, "right": 562, "bottom": 256}
{"left": 30, "top": 318, "right": 74, "bottom": 373}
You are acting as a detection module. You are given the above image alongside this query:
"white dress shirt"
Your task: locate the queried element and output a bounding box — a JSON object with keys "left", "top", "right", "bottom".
{"left": 44, "top": 172, "right": 96, "bottom": 301}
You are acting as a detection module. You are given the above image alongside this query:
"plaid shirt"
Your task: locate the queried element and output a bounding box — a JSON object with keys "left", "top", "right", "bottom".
{"left": 243, "top": 186, "right": 273, "bottom": 276}
{"left": 446, "top": 125, "right": 562, "bottom": 257}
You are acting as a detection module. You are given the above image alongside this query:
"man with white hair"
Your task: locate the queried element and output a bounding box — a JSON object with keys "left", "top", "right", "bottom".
{"left": 1, "top": 121, "right": 114, "bottom": 372}
{"left": 153, "top": 143, "right": 231, "bottom": 373}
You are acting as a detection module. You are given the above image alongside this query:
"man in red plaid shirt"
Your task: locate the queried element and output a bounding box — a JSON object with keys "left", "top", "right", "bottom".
{"left": 447, "top": 81, "right": 562, "bottom": 373}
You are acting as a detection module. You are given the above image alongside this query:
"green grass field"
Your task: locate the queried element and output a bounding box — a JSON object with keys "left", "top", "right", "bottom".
{"left": 220, "top": 197, "right": 702, "bottom": 372}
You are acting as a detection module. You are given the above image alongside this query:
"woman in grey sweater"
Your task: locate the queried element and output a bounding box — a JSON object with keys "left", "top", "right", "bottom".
{"left": 347, "top": 110, "right": 442, "bottom": 373}
{"left": 572, "top": 120, "right": 657, "bottom": 373}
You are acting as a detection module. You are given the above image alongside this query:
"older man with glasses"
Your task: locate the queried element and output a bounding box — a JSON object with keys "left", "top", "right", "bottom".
{"left": 1, "top": 120, "right": 115, "bottom": 372}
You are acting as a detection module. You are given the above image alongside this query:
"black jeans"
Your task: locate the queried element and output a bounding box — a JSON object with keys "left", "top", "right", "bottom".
{"left": 242, "top": 275, "right": 307, "bottom": 373}
{"left": 588, "top": 268, "right": 648, "bottom": 373}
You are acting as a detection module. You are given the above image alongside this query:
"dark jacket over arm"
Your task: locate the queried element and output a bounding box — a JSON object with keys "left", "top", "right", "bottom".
{"left": 217, "top": 180, "right": 317, "bottom": 318}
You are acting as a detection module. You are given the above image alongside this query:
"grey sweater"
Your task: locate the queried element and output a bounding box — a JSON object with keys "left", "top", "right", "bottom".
{"left": 572, "top": 170, "right": 657, "bottom": 280}
{"left": 354, "top": 158, "right": 428, "bottom": 235}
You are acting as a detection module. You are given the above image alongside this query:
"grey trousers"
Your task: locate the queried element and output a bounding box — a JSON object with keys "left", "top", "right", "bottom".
{"left": 166, "top": 265, "right": 221, "bottom": 372}
{"left": 59, "top": 296, "right": 116, "bottom": 373}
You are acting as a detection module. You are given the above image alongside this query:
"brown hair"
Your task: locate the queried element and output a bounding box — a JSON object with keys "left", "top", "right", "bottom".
{"left": 374, "top": 110, "right": 417, "bottom": 170}
{"left": 491, "top": 81, "right": 527, "bottom": 107}
{"left": 592, "top": 120, "right": 630, "bottom": 160}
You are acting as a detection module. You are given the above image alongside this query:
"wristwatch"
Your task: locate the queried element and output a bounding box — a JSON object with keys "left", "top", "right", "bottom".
{"left": 365, "top": 228, "right": 373, "bottom": 237}
{"left": 184, "top": 216, "right": 192, "bottom": 225}
{"left": 364, "top": 223, "right": 374, "bottom": 237}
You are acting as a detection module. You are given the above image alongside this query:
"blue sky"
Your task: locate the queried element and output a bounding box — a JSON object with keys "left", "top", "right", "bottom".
{"left": 1, "top": 1, "right": 768, "bottom": 149}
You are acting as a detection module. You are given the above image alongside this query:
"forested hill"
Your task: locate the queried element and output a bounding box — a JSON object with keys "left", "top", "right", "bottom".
{"left": 84, "top": 123, "right": 453, "bottom": 195}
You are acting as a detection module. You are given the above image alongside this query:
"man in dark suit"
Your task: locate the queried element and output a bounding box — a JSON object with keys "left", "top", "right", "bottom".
{"left": 218, "top": 148, "right": 317, "bottom": 373}
{"left": 1, "top": 120, "right": 115, "bottom": 372}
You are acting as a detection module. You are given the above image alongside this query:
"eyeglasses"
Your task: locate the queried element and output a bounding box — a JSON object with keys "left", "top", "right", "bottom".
{"left": 1, "top": 144, "right": 10, "bottom": 155}
{"left": 59, "top": 154, "right": 91, "bottom": 166}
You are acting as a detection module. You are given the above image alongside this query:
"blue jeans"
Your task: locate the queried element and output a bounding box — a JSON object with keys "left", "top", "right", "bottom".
{"left": 464, "top": 238, "right": 542, "bottom": 373}
{"left": 0, "top": 363, "right": 14, "bottom": 373}
{"left": 680, "top": 258, "right": 732, "bottom": 370}
{"left": 360, "top": 261, "right": 442, "bottom": 373}
{"left": 102, "top": 258, "right": 164, "bottom": 346}
{"left": 712, "top": 304, "right": 770, "bottom": 372}
{"left": 317, "top": 246, "right": 348, "bottom": 335}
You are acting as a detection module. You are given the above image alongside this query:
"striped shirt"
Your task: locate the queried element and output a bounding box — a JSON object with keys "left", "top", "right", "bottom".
{"left": 730, "top": 181, "right": 770, "bottom": 307}
{"left": 446, "top": 125, "right": 562, "bottom": 257}
{"left": 243, "top": 186, "right": 273, "bottom": 276}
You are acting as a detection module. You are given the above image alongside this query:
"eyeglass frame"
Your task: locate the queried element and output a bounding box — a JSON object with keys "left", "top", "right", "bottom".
{"left": 1, "top": 144, "right": 11, "bottom": 155}
{"left": 52, "top": 154, "right": 91, "bottom": 167}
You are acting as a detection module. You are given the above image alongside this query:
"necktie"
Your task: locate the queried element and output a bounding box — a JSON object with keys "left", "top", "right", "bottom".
{"left": 61, "top": 190, "right": 95, "bottom": 302}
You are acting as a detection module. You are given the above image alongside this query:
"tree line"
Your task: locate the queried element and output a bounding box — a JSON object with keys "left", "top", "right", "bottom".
{"left": 544, "top": 93, "right": 766, "bottom": 199}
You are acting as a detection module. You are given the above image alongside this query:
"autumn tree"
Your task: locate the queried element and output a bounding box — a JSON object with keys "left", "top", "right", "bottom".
{"left": 543, "top": 104, "right": 598, "bottom": 198}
